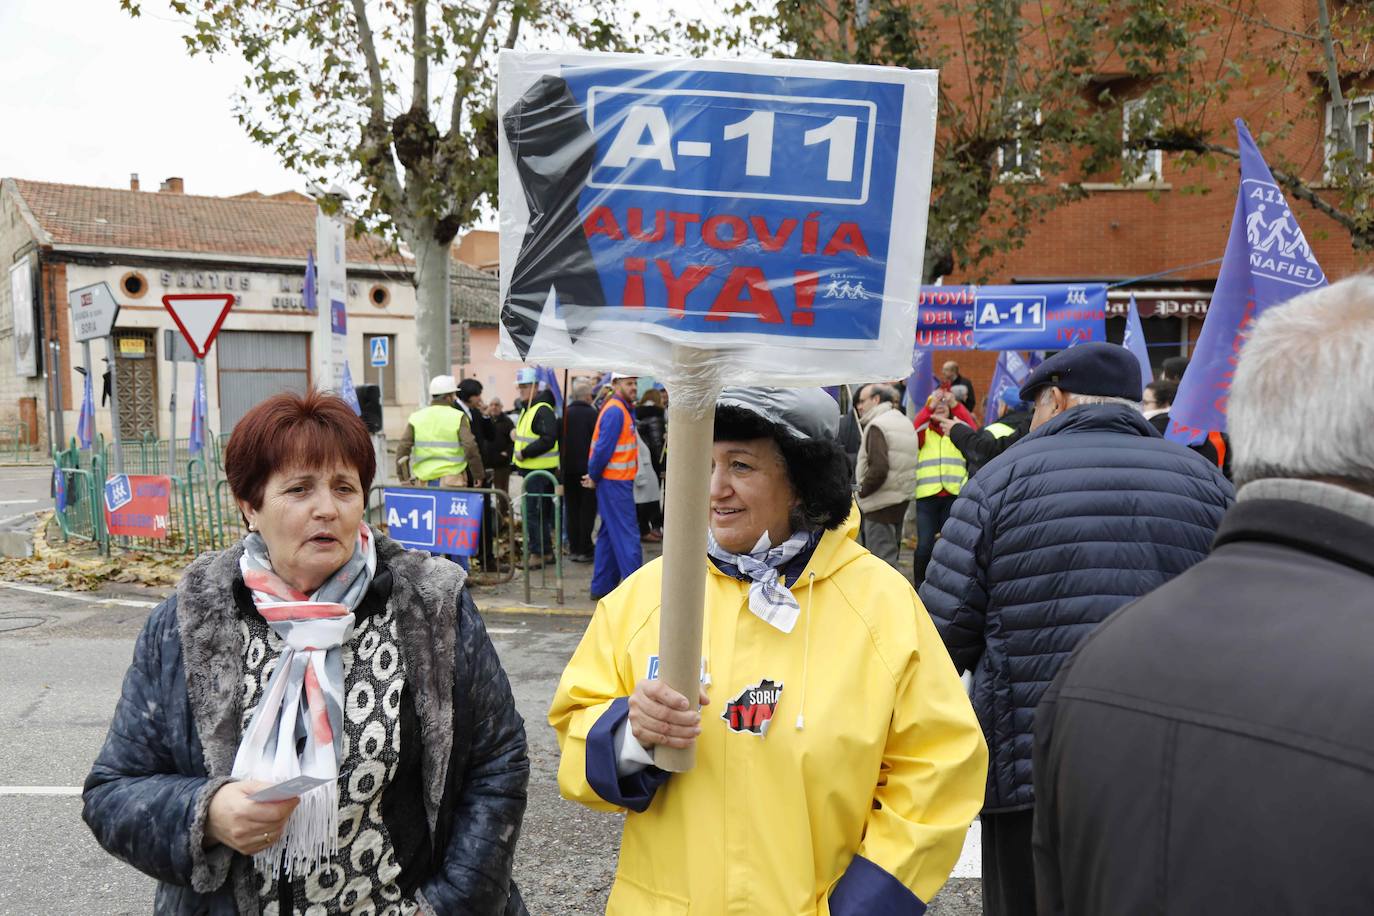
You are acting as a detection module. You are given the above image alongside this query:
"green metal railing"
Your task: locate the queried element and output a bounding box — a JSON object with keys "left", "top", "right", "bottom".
{"left": 520, "top": 470, "right": 564, "bottom": 605}
{"left": 0, "top": 422, "right": 45, "bottom": 463}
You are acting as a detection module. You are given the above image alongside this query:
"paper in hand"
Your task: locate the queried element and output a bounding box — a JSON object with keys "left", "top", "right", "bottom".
{"left": 247, "top": 775, "right": 333, "bottom": 802}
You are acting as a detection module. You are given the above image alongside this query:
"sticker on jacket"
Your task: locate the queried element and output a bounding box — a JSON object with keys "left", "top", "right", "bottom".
{"left": 722, "top": 678, "right": 783, "bottom": 736}
{"left": 645, "top": 655, "right": 711, "bottom": 685}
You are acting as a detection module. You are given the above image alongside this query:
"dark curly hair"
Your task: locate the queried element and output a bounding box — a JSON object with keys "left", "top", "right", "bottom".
{"left": 714, "top": 405, "right": 853, "bottom": 532}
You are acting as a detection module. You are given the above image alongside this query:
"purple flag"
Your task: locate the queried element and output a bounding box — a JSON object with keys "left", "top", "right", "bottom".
{"left": 1168, "top": 120, "right": 1326, "bottom": 443}
{"left": 904, "top": 348, "right": 938, "bottom": 409}
{"left": 1122, "top": 294, "right": 1153, "bottom": 391}
{"left": 77, "top": 371, "right": 95, "bottom": 449}
{"left": 304, "top": 250, "right": 317, "bottom": 313}
{"left": 535, "top": 365, "right": 564, "bottom": 411}
{"left": 983, "top": 350, "right": 1032, "bottom": 425}
{"left": 340, "top": 361, "right": 362, "bottom": 416}
{"left": 189, "top": 361, "right": 207, "bottom": 454}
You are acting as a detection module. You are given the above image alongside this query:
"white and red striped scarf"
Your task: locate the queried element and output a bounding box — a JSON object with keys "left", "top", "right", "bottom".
{"left": 232, "top": 522, "right": 376, "bottom": 876}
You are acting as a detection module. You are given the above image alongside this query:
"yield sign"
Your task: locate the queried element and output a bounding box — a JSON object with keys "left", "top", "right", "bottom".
{"left": 161, "top": 294, "right": 235, "bottom": 358}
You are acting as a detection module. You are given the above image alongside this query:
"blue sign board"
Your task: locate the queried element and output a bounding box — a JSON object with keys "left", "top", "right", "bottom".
{"left": 369, "top": 336, "right": 390, "bottom": 367}
{"left": 915, "top": 284, "right": 1107, "bottom": 351}
{"left": 104, "top": 474, "right": 133, "bottom": 513}
{"left": 383, "top": 486, "right": 485, "bottom": 557}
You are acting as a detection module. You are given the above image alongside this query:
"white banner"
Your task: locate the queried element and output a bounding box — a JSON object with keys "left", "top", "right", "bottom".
{"left": 8, "top": 260, "right": 37, "bottom": 378}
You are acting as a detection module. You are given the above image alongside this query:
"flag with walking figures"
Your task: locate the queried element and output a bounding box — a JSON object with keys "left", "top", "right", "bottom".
{"left": 534, "top": 366, "right": 564, "bottom": 412}
{"left": 984, "top": 350, "right": 1032, "bottom": 425}
{"left": 1168, "top": 120, "right": 1326, "bottom": 443}
{"left": 189, "top": 361, "right": 208, "bottom": 454}
{"left": 904, "top": 348, "right": 939, "bottom": 409}
{"left": 304, "top": 250, "right": 317, "bottom": 314}
{"left": 339, "top": 362, "right": 362, "bottom": 416}
{"left": 1122, "top": 294, "right": 1153, "bottom": 391}
{"left": 77, "top": 370, "right": 95, "bottom": 449}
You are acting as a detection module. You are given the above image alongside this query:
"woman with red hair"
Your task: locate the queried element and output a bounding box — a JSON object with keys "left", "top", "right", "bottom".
{"left": 83, "top": 390, "right": 528, "bottom": 915}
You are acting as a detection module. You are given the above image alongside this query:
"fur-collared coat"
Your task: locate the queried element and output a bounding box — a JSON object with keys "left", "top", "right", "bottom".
{"left": 82, "top": 531, "right": 529, "bottom": 915}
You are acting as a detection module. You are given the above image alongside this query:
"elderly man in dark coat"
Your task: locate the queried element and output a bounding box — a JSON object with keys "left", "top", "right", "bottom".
{"left": 1033, "top": 279, "right": 1374, "bottom": 915}
{"left": 918, "top": 342, "right": 1233, "bottom": 916}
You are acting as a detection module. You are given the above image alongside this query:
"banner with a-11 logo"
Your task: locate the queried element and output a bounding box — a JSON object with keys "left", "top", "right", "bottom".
{"left": 496, "top": 51, "right": 937, "bottom": 386}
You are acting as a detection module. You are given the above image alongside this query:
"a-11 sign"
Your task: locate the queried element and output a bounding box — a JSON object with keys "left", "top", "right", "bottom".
{"left": 68, "top": 282, "right": 121, "bottom": 342}
{"left": 915, "top": 284, "right": 1107, "bottom": 350}
{"left": 383, "top": 486, "right": 485, "bottom": 557}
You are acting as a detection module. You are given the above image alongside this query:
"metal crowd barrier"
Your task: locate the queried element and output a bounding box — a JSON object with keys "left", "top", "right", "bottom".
{"left": 519, "top": 469, "right": 564, "bottom": 605}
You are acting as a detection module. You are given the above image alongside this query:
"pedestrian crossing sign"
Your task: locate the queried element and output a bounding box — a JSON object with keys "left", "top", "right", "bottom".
{"left": 369, "top": 336, "right": 390, "bottom": 367}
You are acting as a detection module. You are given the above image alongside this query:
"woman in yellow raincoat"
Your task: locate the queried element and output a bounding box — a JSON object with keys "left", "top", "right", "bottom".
{"left": 549, "top": 387, "right": 987, "bottom": 915}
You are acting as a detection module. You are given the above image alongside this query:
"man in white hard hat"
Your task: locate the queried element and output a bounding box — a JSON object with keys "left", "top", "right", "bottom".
{"left": 396, "top": 374, "right": 485, "bottom": 488}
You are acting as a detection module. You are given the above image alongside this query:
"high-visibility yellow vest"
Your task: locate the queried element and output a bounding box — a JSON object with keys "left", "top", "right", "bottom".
{"left": 407, "top": 404, "right": 468, "bottom": 481}
{"left": 514, "top": 401, "right": 559, "bottom": 470}
{"left": 914, "top": 429, "right": 967, "bottom": 498}
{"left": 592, "top": 398, "right": 638, "bottom": 481}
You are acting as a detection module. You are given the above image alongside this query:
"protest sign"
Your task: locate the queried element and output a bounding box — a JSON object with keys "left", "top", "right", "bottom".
{"left": 382, "top": 487, "right": 485, "bottom": 557}
{"left": 498, "top": 51, "right": 937, "bottom": 770}
{"left": 103, "top": 474, "right": 171, "bottom": 539}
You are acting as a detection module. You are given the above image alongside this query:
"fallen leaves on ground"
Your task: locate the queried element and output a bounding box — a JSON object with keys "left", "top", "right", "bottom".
{"left": 0, "top": 513, "right": 184, "bottom": 591}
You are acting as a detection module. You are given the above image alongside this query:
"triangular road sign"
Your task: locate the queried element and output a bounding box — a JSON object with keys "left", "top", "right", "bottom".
{"left": 161, "top": 294, "right": 235, "bottom": 359}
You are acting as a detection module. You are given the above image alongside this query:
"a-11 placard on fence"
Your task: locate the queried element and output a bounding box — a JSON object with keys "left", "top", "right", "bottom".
{"left": 496, "top": 50, "right": 937, "bottom": 386}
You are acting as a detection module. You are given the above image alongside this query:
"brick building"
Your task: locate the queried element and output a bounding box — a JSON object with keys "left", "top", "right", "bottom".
{"left": 925, "top": 0, "right": 1374, "bottom": 410}
{"left": 0, "top": 176, "right": 429, "bottom": 451}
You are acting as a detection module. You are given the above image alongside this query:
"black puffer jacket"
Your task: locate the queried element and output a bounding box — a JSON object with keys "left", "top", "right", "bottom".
{"left": 82, "top": 533, "right": 529, "bottom": 915}
{"left": 918, "top": 405, "right": 1232, "bottom": 811}
{"left": 1034, "top": 482, "right": 1374, "bottom": 914}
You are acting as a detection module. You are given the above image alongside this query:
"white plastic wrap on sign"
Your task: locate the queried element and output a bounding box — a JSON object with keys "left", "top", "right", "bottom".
{"left": 496, "top": 50, "right": 937, "bottom": 388}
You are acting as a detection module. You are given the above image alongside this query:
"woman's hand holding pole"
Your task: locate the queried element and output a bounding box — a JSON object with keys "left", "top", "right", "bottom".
{"left": 628, "top": 679, "right": 710, "bottom": 751}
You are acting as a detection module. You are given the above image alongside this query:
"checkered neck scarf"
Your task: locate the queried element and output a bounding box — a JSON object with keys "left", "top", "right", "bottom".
{"left": 706, "top": 529, "right": 813, "bottom": 634}
{"left": 232, "top": 522, "right": 376, "bottom": 876}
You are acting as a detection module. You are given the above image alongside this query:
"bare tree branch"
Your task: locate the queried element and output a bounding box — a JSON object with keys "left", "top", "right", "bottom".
{"left": 351, "top": 0, "right": 389, "bottom": 122}
{"left": 450, "top": 0, "right": 503, "bottom": 135}
{"left": 350, "top": 0, "right": 405, "bottom": 216}
{"left": 412, "top": 0, "right": 429, "bottom": 112}
{"left": 503, "top": 7, "right": 522, "bottom": 49}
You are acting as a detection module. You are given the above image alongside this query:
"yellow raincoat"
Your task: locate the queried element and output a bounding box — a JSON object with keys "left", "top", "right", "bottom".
{"left": 549, "top": 513, "right": 987, "bottom": 915}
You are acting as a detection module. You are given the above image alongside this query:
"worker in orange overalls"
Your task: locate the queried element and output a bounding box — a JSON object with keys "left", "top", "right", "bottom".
{"left": 585, "top": 373, "right": 642, "bottom": 600}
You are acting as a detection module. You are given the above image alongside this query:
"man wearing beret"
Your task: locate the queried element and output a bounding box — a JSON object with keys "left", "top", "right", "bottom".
{"left": 917, "top": 341, "right": 1234, "bottom": 916}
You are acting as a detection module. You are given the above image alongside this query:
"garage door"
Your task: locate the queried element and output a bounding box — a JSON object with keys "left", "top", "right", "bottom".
{"left": 217, "top": 331, "right": 311, "bottom": 434}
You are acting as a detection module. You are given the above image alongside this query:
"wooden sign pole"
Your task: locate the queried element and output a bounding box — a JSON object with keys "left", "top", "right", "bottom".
{"left": 653, "top": 349, "right": 718, "bottom": 773}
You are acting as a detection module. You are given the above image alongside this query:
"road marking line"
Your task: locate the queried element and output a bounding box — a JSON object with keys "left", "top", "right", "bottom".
{"left": 0, "top": 786, "right": 82, "bottom": 796}
{"left": 1, "top": 499, "right": 39, "bottom": 505}
{"left": 0, "top": 580, "right": 160, "bottom": 608}
{"left": 484, "top": 604, "right": 594, "bottom": 618}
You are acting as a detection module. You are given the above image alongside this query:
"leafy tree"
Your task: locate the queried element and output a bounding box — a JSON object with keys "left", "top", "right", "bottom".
{"left": 121, "top": 0, "right": 624, "bottom": 383}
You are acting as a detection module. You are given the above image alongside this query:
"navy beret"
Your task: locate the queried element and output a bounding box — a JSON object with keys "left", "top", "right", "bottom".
{"left": 1018, "top": 341, "right": 1144, "bottom": 402}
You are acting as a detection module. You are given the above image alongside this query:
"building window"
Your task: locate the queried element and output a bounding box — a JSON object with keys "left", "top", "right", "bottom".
{"left": 1122, "top": 98, "right": 1163, "bottom": 184}
{"left": 998, "top": 102, "right": 1041, "bottom": 180}
{"left": 1325, "top": 97, "right": 1372, "bottom": 180}
{"left": 368, "top": 284, "right": 390, "bottom": 309}
{"left": 363, "top": 333, "right": 397, "bottom": 403}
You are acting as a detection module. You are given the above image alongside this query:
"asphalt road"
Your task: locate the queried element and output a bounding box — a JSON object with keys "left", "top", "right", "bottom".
{"left": 0, "top": 579, "right": 980, "bottom": 915}
{"left": 0, "top": 465, "right": 54, "bottom": 522}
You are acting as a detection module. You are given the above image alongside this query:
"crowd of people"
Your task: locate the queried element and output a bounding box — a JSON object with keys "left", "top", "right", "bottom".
{"left": 81, "top": 278, "right": 1374, "bottom": 915}
{"left": 394, "top": 367, "right": 668, "bottom": 595}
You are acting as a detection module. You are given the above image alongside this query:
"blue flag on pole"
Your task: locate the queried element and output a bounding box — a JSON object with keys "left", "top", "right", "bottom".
{"left": 1168, "top": 120, "right": 1326, "bottom": 443}
{"left": 77, "top": 371, "right": 95, "bottom": 449}
{"left": 983, "top": 350, "right": 1032, "bottom": 425}
{"left": 189, "top": 362, "right": 207, "bottom": 454}
{"left": 1122, "top": 294, "right": 1153, "bottom": 392}
{"left": 304, "top": 250, "right": 317, "bottom": 313}
{"left": 535, "top": 366, "right": 564, "bottom": 411}
{"left": 905, "top": 348, "right": 938, "bottom": 409}
{"left": 340, "top": 362, "right": 362, "bottom": 416}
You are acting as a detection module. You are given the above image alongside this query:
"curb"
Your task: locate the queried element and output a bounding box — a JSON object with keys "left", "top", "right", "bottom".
{"left": 484, "top": 604, "right": 595, "bottom": 619}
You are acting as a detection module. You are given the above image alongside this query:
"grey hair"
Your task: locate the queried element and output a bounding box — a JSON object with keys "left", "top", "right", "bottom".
{"left": 1035, "top": 388, "right": 1142, "bottom": 411}
{"left": 951, "top": 384, "right": 969, "bottom": 400}
{"left": 869, "top": 383, "right": 900, "bottom": 405}
{"left": 1230, "top": 275, "right": 1374, "bottom": 487}
{"left": 571, "top": 378, "right": 593, "bottom": 401}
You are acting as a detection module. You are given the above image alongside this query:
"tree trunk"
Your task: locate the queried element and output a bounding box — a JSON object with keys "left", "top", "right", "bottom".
{"left": 411, "top": 231, "right": 453, "bottom": 393}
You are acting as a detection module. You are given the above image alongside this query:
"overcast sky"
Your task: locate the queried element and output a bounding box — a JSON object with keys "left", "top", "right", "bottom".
{"left": 0, "top": 0, "right": 311, "bottom": 198}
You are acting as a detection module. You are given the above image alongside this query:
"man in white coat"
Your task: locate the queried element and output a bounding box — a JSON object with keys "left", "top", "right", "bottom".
{"left": 855, "top": 382, "right": 920, "bottom": 569}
